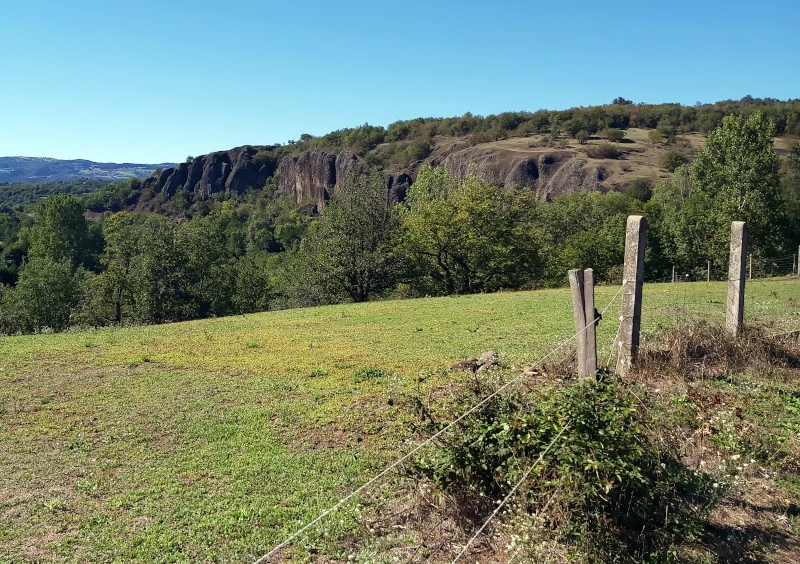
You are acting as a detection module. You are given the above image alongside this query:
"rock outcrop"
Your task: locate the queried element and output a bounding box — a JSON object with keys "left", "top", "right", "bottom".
{"left": 140, "top": 145, "right": 276, "bottom": 200}
{"left": 442, "top": 147, "right": 541, "bottom": 190}
{"left": 277, "top": 150, "right": 363, "bottom": 210}
{"left": 441, "top": 146, "right": 605, "bottom": 200}
{"left": 277, "top": 149, "right": 412, "bottom": 209}
{"left": 140, "top": 142, "right": 607, "bottom": 211}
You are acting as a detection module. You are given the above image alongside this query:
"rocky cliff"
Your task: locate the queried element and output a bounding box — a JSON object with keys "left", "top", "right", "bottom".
{"left": 140, "top": 145, "right": 276, "bottom": 200}
{"left": 439, "top": 146, "right": 605, "bottom": 200}
{"left": 140, "top": 141, "right": 607, "bottom": 210}
{"left": 276, "top": 149, "right": 412, "bottom": 209}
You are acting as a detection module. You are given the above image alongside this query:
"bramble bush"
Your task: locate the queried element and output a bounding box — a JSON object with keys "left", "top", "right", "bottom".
{"left": 409, "top": 373, "right": 723, "bottom": 562}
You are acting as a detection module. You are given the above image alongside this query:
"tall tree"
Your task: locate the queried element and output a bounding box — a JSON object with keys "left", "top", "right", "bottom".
{"left": 690, "top": 111, "right": 784, "bottom": 258}
{"left": 283, "top": 170, "right": 400, "bottom": 304}
{"left": 29, "top": 194, "right": 90, "bottom": 268}
{"left": 129, "top": 215, "right": 189, "bottom": 324}
{"left": 400, "top": 166, "right": 540, "bottom": 294}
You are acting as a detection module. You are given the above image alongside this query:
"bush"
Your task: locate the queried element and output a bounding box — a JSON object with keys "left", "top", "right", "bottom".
{"left": 1, "top": 257, "right": 82, "bottom": 333}
{"left": 576, "top": 130, "right": 589, "bottom": 145}
{"left": 352, "top": 366, "right": 388, "bottom": 382}
{"left": 661, "top": 150, "right": 690, "bottom": 172}
{"left": 410, "top": 374, "right": 722, "bottom": 562}
{"left": 587, "top": 143, "right": 620, "bottom": 159}
{"left": 603, "top": 128, "right": 626, "bottom": 143}
{"left": 624, "top": 178, "right": 653, "bottom": 202}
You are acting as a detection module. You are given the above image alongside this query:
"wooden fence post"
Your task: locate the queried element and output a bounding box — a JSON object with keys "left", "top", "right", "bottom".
{"left": 726, "top": 222, "right": 748, "bottom": 337}
{"left": 707, "top": 261, "right": 711, "bottom": 282}
{"left": 568, "top": 269, "right": 588, "bottom": 377}
{"left": 582, "top": 268, "right": 598, "bottom": 376}
{"left": 618, "top": 216, "right": 646, "bottom": 376}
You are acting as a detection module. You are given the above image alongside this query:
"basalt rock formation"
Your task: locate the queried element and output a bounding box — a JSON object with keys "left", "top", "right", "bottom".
{"left": 440, "top": 146, "right": 605, "bottom": 200}
{"left": 277, "top": 149, "right": 412, "bottom": 209}
{"left": 140, "top": 145, "right": 277, "bottom": 200}
{"left": 140, "top": 141, "right": 606, "bottom": 210}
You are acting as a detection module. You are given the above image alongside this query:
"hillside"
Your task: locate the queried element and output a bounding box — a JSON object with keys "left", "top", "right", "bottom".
{"left": 129, "top": 96, "right": 800, "bottom": 213}
{"left": 1, "top": 280, "right": 798, "bottom": 562}
{"left": 3, "top": 97, "right": 798, "bottom": 213}
{"left": 0, "top": 156, "right": 174, "bottom": 184}
{"left": 131, "top": 127, "right": 797, "bottom": 214}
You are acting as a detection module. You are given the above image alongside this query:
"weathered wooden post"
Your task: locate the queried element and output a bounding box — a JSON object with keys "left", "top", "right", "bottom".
{"left": 569, "top": 269, "right": 588, "bottom": 377}
{"left": 582, "top": 268, "right": 598, "bottom": 376}
{"left": 617, "top": 216, "right": 646, "bottom": 376}
{"left": 726, "top": 222, "right": 748, "bottom": 337}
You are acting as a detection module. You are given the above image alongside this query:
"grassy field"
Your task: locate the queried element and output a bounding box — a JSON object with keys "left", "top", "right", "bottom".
{"left": 1, "top": 279, "right": 798, "bottom": 562}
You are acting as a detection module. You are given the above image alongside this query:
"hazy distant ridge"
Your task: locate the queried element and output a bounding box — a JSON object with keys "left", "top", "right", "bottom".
{"left": 0, "top": 156, "right": 175, "bottom": 183}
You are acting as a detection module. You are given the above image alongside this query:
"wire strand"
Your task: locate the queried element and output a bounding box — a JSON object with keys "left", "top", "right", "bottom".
{"left": 449, "top": 423, "right": 570, "bottom": 564}
{"left": 252, "top": 285, "right": 624, "bottom": 563}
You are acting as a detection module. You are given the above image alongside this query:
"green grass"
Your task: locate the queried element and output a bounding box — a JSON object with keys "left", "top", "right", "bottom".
{"left": 0, "top": 279, "right": 797, "bottom": 562}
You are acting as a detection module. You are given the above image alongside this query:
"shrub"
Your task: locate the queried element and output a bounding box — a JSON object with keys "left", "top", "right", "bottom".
{"left": 576, "top": 130, "right": 589, "bottom": 145}
{"left": 587, "top": 143, "right": 620, "bottom": 159}
{"left": 624, "top": 178, "right": 653, "bottom": 202}
{"left": 647, "top": 129, "right": 663, "bottom": 145}
{"left": 410, "top": 374, "right": 722, "bottom": 562}
{"left": 352, "top": 366, "right": 388, "bottom": 382}
{"left": 603, "top": 128, "right": 626, "bottom": 143}
{"left": 661, "top": 150, "right": 690, "bottom": 172}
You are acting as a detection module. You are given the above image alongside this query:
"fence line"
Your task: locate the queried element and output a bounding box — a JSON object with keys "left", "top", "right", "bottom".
{"left": 252, "top": 285, "right": 624, "bottom": 563}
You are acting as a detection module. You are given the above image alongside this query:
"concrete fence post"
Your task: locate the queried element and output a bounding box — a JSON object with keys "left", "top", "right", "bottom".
{"left": 726, "top": 222, "right": 748, "bottom": 337}
{"left": 707, "top": 261, "right": 711, "bottom": 282}
{"left": 618, "top": 216, "right": 646, "bottom": 376}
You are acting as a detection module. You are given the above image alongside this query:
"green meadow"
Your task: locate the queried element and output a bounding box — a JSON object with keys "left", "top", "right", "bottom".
{"left": 1, "top": 279, "right": 797, "bottom": 562}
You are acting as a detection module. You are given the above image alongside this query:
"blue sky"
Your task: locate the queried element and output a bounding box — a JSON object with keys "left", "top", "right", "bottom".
{"left": 2, "top": 0, "right": 798, "bottom": 163}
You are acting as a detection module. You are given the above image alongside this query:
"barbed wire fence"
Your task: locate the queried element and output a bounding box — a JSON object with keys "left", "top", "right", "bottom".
{"left": 251, "top": 223, "right": 797, "bottom": 563}
{"left": 252, "top": 287, "right": 626, "bottom": 563}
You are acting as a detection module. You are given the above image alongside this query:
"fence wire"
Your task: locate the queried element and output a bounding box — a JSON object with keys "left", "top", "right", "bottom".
{"left": 253, "top": 286, "right": 625, "bottom": 563}
{"left": 641, "top": 256, "right": 799, "bottom": 341}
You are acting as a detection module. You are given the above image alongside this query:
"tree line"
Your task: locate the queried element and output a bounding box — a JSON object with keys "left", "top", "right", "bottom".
{"left": 295, "top": 96, "right": 800, "bottom": 156}
{"left": 0, "top": 112, "right": 798, "bottom": 334}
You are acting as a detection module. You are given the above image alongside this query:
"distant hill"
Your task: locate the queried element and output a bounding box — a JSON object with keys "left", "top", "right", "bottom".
{"left": 0, "top": 156, "right": 175, "bottom": 184}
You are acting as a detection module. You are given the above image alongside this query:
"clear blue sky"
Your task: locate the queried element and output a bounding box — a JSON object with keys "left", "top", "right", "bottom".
{"left": 2, "top": 0, "right": 798, "bottom": 163}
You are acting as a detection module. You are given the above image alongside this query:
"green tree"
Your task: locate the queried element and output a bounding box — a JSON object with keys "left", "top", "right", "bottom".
{"left": 660, "top": 151, "right": 690, "bottom": 172}
{"left": 400, "top": 166, "right": 540, "bottom": 294}
{"left": 129, "top": 215, "right": 190, "bottom": 323}
{"left": 232, "top": 254, "right": 272, "bottom": 313}
{"left": 691, "top": 112, "right": 784, "bottom": 257}
{"left": 178, "top": 211, "right": 239, "bottom": 317}
{"left": 603, "top": 128, "right": 625, "bottom": 143}
{"left": 284, "top": 170, "right": 400, "bottom": 303}
{"left": 100, "top": 212, "right": 143, "bottom": 323}
{"left": 29, "top": 194, "right": 89, "bottom": 268}
{"left": 1, "top": 257, "right": 82, "bottom": 333}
